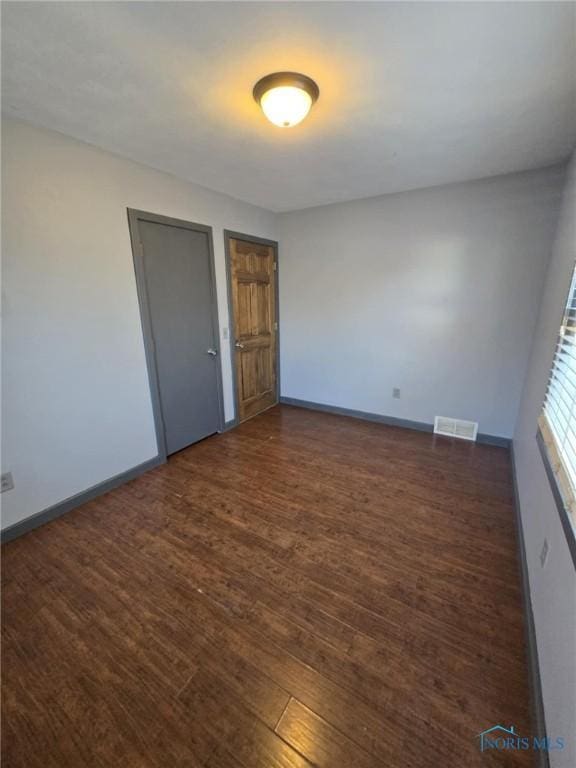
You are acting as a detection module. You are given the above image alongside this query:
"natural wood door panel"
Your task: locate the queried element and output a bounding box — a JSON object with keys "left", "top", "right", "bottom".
{"left": 229, "top": 237, "right": 277, "bottom": 422}
{"left": 240, "top": 346, "right": 272, "bottom": 401}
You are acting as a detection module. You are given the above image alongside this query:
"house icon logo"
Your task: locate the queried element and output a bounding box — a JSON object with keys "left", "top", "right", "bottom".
{"left": 478, "top": 725, "right": 517, "bottom": 752}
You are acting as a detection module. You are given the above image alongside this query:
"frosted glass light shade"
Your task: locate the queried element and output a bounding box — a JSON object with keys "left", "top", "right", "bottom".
{"left": 253, "top": 72, "right": 319, "bottom": 128}
{"left": 260, "top": 85, "right": 313, "bottom": 127}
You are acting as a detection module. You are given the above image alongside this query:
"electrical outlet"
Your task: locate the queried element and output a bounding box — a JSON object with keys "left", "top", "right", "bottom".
{"left": 222, "top": 327, "right": 229, "bottom": 340}
{"left": 393, "top": 387, "right": 401, "bottom": 399}
{"left": 540, "top": 538, "right": 549, "bottom": 568}
{"left": 1, "top": 472, "right": 14, "bottom": 493}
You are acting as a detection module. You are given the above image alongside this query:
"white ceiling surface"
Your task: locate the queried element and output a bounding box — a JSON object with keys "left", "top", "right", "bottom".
{"left": 2, "top": 2, "right": 575, "bottom": 212}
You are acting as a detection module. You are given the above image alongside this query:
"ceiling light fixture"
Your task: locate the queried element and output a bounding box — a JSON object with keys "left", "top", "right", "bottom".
{"left": 253, "top": 72, "right": 319, "bottom": 128}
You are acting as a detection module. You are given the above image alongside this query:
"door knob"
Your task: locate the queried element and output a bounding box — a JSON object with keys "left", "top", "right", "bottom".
{"left": 235, "top": 342, "right": 245, "bottom": 349}
{"left": 206, "top": 348, "right": 218, "bottom": 356}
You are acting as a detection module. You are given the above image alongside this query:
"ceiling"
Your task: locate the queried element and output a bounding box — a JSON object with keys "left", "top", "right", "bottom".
{"left": 2, "top": 2, "right": 575, "bottom": 212}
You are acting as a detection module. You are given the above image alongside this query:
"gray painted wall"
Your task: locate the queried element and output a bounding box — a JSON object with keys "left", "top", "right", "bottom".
{"left": 277, "top": 167, "right": 565, "bottom": 438}
{"left": 513, "top": 153, "right": 576, "bottom": 768}
{"left": 1, "top": 118, "right": 276, "bottom": 530}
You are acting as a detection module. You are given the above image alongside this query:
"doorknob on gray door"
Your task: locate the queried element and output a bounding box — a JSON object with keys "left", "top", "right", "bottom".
{"left": 235, "top": 342, "right": 245, "bottom": 349}
{"left": 206, "top": 348, "right": 218, "bottom": 356}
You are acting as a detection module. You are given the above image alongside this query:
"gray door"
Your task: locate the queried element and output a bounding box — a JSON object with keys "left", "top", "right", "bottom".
{"left": 138, "top": 218, "right": 221, "bottom": 455}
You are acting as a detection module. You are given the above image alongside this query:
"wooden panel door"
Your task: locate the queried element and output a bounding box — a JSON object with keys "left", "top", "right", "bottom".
{"left": 229, "top": 237, "right": 278, "bottom": 422}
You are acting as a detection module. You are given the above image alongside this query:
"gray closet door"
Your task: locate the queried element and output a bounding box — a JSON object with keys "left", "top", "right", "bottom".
{"left": 139, "top": 219, "right": 221, "bottom": 454}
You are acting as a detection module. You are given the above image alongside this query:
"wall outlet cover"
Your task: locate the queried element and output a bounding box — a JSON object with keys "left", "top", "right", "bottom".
{"left": 393, "top": 387, "right": 401, "bottom": 399}
{"left": 1, "top": 472, "right": 14, "bottom": 493}
{"left": 540, "top": 538, "right": 549, "bottom": 568}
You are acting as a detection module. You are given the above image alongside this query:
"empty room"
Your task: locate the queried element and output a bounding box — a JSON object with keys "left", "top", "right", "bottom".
{"left": 1, "top": 1, "right": 575, "bottom": 766}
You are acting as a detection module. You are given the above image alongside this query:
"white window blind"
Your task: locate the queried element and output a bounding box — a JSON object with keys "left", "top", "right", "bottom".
{"left": 540, "top": 261, "right": 576, "bottom": 521}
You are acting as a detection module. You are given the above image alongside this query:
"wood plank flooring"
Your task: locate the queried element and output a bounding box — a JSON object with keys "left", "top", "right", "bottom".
{"left": 2, "top": 405, "right": 533, "bottom": 767}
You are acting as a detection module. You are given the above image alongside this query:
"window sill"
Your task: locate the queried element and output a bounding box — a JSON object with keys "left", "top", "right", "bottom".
{"left": 536, "top": 427, "right": 576, "bottom": 570}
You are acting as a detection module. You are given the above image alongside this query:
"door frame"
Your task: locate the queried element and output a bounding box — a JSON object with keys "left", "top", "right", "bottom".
{"left": 128, "top": 208, "right": 225, "bottom": 461}
{"left": 224, "top": 230, "right": 280, "bottom": 428}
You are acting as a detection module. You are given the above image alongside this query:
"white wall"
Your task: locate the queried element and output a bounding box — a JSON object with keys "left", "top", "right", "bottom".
{"left": 513, "top": 153, "right": 576, "bottom": 768}
{"left": 2, "top": 118, "right": 574, "bottom": 753}
{"left": 278, "top": 167, "right": 565, "bottom": 438}
{"left": 1, "top": 118, "right": 276, "bottom": 530}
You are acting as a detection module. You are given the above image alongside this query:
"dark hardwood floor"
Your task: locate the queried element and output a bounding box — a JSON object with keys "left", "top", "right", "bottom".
{"left": 2, "top": 405, "right": 533, "bottom": 767}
